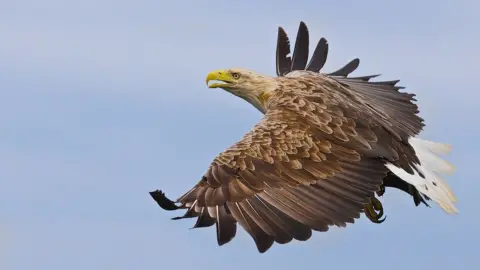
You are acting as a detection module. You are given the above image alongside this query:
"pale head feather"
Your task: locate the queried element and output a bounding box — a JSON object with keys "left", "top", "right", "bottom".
{"left": 208, "top": 68, "right": 279, "bottom": 113}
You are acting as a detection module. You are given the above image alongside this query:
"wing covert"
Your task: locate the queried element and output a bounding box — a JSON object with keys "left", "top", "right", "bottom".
{"left": 169, "top": 105, "right": 388, "bottom": 252}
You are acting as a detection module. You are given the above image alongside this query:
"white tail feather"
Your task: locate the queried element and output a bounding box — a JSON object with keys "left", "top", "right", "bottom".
{"left": 409, "top": 138, "right": 456, "bottom": 175}
{"left": 385, "top": 137, "right": 458, "bottom": 214}
{"left": 410, "top": 138, "right": 453, "bottom": 155}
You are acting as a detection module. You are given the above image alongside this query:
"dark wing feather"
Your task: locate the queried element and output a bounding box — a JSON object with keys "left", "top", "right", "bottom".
{"left": 327, "top": 58, "right": 360, "bottom": 77}
{"left": 277, "top": 21, "right": 326, "bottom": 76}
{"left": 290, "top": 21, "right": 309, "bottom": 71}
{"left": 306, "top": 37, "right": 328, "bottom": 72}
{"left": 332, "top": 76, "right": 424, "bottom": 140}
{"left": 216, "top": 204, "right": 237, "bottom": 245}
{"left": 276, "top": 27, "right": 292, "bottom": 77}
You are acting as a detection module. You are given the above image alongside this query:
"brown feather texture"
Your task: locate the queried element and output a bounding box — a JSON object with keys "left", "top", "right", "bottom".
{"left": 152, "top": 22, "right": 457, "bottom": 253}
{"left": 275, "top": 21, "right": 433, "bottom": 216}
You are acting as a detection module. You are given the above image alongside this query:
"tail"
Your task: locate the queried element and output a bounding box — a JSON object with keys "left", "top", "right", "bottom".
{"left": 385, "top": 137, "right": 458, "bottom": 214}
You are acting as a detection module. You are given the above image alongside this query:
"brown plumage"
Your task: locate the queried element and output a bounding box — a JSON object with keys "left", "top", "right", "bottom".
{"left": 151, "top": 22, "right": 457, "bottom": 253}
{"left": 275, "top": 21, "right": 432, "bottom": 217}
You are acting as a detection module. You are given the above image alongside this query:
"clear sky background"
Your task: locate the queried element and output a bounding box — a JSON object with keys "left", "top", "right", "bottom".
{"left": 1, "top": 1, "right": 479, "bottom": 269}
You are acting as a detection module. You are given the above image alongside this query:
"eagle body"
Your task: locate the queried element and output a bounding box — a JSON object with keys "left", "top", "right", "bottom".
{"left": 151, "top": 22, "right": 457, "bottom": 253}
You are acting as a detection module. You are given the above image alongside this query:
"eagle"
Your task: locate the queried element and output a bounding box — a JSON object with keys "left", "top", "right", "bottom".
{"left": 151, "top": 22, "right": 457, "bottom": 253}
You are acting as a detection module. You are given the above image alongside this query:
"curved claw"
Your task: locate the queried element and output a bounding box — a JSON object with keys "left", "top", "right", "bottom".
{"left": 371, "top": 197, "right": 384, "bottom": 217}
{"left": 365, "top": 198, "right": 387, "bottom": 224}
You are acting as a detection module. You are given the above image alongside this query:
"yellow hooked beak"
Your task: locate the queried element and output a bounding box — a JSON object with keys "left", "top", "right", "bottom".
{"left": 206, "top": 70, "right": 235, "bottom": 88}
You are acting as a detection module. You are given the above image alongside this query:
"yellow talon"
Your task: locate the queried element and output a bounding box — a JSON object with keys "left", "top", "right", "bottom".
{"left": 364, "top": 197, "right": 386, "bottom": 224}
{"left": 371, "top": 197, "right": 384, "bottom": 215}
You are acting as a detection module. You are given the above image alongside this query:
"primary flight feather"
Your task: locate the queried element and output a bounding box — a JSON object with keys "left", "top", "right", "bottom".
{"left": 151, "top": 22, "right": 457, "bottom": 253}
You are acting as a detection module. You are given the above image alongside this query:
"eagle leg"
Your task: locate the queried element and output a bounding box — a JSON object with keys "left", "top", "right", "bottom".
{"left": 364, "top": 197, "right": 387, "bottom": 224}
{"left": 376, "top": 184, "right": 386, "bottom": 197}
{"left": 149, "top": 190, "right": 181, "bottom": 211}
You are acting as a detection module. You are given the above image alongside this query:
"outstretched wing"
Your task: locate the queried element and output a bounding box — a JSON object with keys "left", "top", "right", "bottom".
{"left": 275, "top": 22, "right": 427, "bottom": 183}
{"left": 160, "top": 94, "right": 396, "bottom": 253}
{"left": 275, "top": 22, "right": 424, "bottom": 135}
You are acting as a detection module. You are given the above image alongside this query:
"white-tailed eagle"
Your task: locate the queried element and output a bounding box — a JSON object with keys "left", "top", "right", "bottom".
{"left": 151, "top": 22, "right": 456, "bottom": 253}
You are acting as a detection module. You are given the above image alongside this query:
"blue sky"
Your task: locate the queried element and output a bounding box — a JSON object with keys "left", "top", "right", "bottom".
{"left": 1, "top": 0, "right": 479, "bottom": 269}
